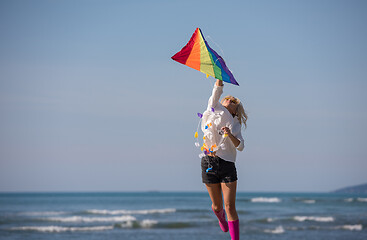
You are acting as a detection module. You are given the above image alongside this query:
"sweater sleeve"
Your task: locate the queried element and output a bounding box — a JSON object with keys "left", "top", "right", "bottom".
{"left": 235, "top": 130, "right": 245, "bottom": 151}
{"left": 207, "top": 84, "right": 223, "bottom": 109}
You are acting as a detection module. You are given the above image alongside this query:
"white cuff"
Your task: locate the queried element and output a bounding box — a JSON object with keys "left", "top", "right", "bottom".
{"left": 236, "top": 139, "right": 244, "bottom": 151}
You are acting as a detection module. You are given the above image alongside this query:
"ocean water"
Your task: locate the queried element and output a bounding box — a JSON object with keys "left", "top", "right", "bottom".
{"left": 0, "top": 192, "right": 366, "bottom": 240}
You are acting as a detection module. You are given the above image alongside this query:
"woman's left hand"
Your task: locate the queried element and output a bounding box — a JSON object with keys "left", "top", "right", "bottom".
{"left": 222, "top": 126, "right": 240, "bottom": 147}
{"left": 221, "top": 127, "right": 232, "bottom": 136}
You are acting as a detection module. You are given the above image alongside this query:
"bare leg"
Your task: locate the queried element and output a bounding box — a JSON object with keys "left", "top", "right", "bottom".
{"left": 221, "top": 181, "right": 238, "bottom": 221}
{"left": 205, "top": 183, "right": 223, "bottom": 211}
{"left": 206, "top": 183, "right": 229, "bottom": 232}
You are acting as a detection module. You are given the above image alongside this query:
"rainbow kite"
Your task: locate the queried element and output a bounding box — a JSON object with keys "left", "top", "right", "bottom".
{"left": 171, "top": 28, "right": 239, "bottom": 86}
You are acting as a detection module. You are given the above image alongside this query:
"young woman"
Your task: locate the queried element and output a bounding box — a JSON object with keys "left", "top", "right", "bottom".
{"left": 201, "top": 79, "right": 247, "bottom": 240}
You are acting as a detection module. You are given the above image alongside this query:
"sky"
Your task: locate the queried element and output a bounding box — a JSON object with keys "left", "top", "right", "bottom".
{"left": 0, "top": 0, "right": 366, "bottom": 192}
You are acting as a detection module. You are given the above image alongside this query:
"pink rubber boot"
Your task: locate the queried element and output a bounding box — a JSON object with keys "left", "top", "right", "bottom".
{"left": 212, "top": 207, "right": 228, "bottom": 232}
{"left": 228, "top": 219, "right": 239, "bottom": 240}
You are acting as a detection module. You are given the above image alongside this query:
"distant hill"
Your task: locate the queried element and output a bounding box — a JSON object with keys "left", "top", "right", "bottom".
{"left": 333, "top": 183, "right": 367, "bottom": 194}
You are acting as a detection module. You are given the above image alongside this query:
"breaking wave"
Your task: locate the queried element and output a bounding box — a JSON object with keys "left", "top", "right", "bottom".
{"left": 251, "top": 197, "right": 281, "bottom": 203}
{"left": 293, "top": 216, "right": 334, "bottom": 222}
{"left": 85, "top": 208, "right": 176, "bottom": 215}
{"left": 114, "top": 219, "right": 193, "bottom": 229}
{"left": 335, "top": 224, "right": 363, "bottom": 231}
{"left": 264, "top": 226, "right": 285, "bottom": 234}
{"left": 344, "top": 198, "right": 367, "bottom": 203}
{"left": 10, "top": 219, "right": 195, "bottom": 233}
{"left": 44, "top": 215, "right": 136, "bottom": 223}
{"left": 11, "top": 225, "right": 113, "bottom": 232}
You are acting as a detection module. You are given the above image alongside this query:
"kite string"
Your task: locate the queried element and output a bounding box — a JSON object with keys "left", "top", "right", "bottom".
{"left": 206, "top": 35, "right": 236, "bottom": 77}
{"left": 205, "top": 76, "right": 215, "bottom": 88}
{"left": 206, "top": 35, "right": 226, "bottom": 59}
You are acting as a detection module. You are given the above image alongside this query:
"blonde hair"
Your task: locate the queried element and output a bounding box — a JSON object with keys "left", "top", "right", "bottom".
{"left": 221, "top": 96, "right": 248, "bottom": 128}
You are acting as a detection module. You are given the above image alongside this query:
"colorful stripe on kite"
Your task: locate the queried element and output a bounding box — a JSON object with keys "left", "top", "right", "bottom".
{"left": 171, "top": 28, "right": 239, "bottom": 86}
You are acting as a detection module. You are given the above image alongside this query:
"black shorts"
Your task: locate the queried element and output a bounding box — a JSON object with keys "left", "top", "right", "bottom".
{"left": 201, "top": 155, "right": 238, "bottom": 184}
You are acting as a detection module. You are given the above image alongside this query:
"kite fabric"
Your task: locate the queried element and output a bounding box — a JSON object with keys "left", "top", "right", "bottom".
{"left": 171, "top": 28, "right": 239, "bottom": 86}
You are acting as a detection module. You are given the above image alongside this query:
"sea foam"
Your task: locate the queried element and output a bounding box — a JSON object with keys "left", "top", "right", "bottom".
{"left": 251, "top": 197, "right": 281, "bottom": 203}
{"left": 293, "top": 216, "right": 334, "bottom": 222}
{"left": 86, "top": 208, "right": 176, "bottom": 215}
{"left": 338, "top": 224, "right": 363, "bottom": 231}
{"left": 140, "top": 219, "right": 159, "bottom": 228}
{"left": 45, "top": 215, "right": 136, "bottom": 223}
{"left": 11, "top": 225, "right": 113, "bottom": 232}
{"left": 264, "top": 226, "right": 285, "bottom": 234}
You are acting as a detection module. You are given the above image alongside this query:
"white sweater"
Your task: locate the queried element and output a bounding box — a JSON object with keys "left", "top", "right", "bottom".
{"left": 201, "top": 84, "right": 244, "bottom": 163}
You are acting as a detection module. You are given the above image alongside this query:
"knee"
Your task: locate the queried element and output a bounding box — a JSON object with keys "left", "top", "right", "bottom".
{"left": 212, "top": 203, "right": 223, "bottom": 212}
{"left": 224, "top": 202, "right": 236, "bottom": 213}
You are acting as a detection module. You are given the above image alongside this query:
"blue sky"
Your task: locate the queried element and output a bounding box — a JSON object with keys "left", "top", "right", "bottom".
{"left": 0, "top": 0, "right": 366, "bottom": 192}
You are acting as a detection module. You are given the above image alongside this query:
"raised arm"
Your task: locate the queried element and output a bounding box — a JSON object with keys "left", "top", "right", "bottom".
{"left": 216, "top": 79, "right": 224, "bottom": 86}
{"left": 208, "top": 79, "right": 224, "bottom": 109}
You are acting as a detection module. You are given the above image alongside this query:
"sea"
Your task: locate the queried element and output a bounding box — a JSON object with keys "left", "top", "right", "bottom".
{"left": 0, "top": 192, "right": 366, "bottom": 240}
